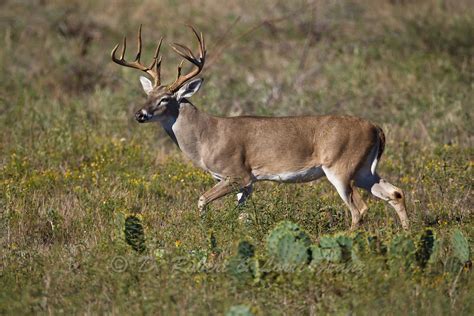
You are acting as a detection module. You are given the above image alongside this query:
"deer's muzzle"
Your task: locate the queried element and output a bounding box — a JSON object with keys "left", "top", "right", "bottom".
{"left": 135, "top": 109, "right": 151, "bottom": 123}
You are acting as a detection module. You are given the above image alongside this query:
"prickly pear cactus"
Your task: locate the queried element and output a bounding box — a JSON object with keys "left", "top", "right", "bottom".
{"left": 424, "top": 229, "right": 471, "bottom": 273}
{"left": 318, "top": 236, "right": 342, "bottom": 263}
{"left": 388, "top": 234, "right": 416, "bottom": 270}
{"left": 351, "top": 232, "right": 370, "bottom": 262}
{"left": 237, "top": 240, "right": 255, "bottom": 258}
{"left": 226, "top": 304, "right": 254, "bottom": 316}
{"left": 451, "top": 229, "right": 470, "bottom": 264}
{"left": 336, "top": 234, "right": 353, "bottom": 262}
{"left": 310, "top": 244, "right": 342, "bottom": 265}
{"left": 266, "top": 221, "right": 311, "bottom": 269}
{"left": 428, "top": 236, "right": 444, "bottom": 266}
{"left": 416, "top": 229, "right": 435, "bottom": 268}
{"left": 441, "top": 228, "right": 471, "bottom": 272}
{"left": 124, "top": 215, "right": 146, "bottom": 253}
{"left": 310, "top": 234, "right": 353, "bottom": 265}
{"left": 227, "top": 241, "right": 259, "bottom": 281}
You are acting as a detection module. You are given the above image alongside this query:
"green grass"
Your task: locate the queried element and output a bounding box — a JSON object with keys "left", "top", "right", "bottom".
{"left": 0, "top": 0, "right": 473, "bottom": 314}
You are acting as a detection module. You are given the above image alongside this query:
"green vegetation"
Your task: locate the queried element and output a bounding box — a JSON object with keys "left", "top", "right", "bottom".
{"left": 0, "top": 0, "right": 472, "bottom": 314}
{"left": 265, "top": 221, "right": 312, "bottom": 268}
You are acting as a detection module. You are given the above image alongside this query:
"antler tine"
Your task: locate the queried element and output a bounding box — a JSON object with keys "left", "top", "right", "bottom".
{"left": 170, "top": 43, "right": 197, "bottom": 64}
{"left": 111, "top": 25, "right": 163, "bottom": 87}
{"left": 189, "top": 25, "right": 206, "bottom": 59}
{"left": 151, "top": 38, "right": 163, "bottom": 67}
{"left": 121, "top": 36, "right": 127, "bottom": 59}
{"left": 176, "top": 60, "right": 184, "bottom": 78}
{"left": 134, "top": 24, "right": 142, "bottom": 62}
{"left": 167, "top": 25, "right": 206, "bottom": 92}
{"left": 199, "top": 31, "right": 205, "bottom": 59}
{"left": 148, "top": 38, "right": 163, "bottom": 85}
{"left": 110, "top": 37, "right": 128, "bottom": 64}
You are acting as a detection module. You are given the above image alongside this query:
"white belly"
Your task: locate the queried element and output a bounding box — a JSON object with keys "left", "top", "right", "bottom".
{"left": 253, "top": 166, "right": 324, "bottom": 183}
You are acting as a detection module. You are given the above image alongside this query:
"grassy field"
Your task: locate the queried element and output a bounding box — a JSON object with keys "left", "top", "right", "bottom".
{"left": 1, "top": 0, "right": 473, "bottom": 314}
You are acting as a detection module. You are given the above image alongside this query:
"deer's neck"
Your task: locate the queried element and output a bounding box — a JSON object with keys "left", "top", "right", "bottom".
{"left": 159, "top": 101, "right": 212, "bottom": 168}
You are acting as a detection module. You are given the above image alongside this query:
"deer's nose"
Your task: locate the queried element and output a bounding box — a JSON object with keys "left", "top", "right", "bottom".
{"left": 135, "top": 109, "right": 149, "bottom": 123}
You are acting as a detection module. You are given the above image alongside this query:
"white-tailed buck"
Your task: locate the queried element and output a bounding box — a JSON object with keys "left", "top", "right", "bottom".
{"left": 111, "top": 25, "right": 409, "bottom": 230}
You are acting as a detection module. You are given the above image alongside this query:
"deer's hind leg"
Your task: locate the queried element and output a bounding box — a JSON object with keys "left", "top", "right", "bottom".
{"left": 371, "top": 178, "right": 408, "bottom": 229}
{"left": 322, "top": 166, "right": 363, "bottom": 230}
{"left": 351, "top": 185, "right": 368, "bottom": 218}
{"left": 355, "top": 170, "right": 409, "bottom": 230}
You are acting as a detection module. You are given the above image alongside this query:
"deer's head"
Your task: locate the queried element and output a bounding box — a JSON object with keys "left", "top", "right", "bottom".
{"left": 111, "top": 25, "right": 206, "bottom": 123}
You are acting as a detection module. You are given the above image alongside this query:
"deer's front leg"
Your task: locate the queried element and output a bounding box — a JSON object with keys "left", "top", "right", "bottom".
{"left": 198, "top": 177, "right": 242, "bottom": 215}
{"left": 237, "top": 184, "right": 253, "bottom": 206}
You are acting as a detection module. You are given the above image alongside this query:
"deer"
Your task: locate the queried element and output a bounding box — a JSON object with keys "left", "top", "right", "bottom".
{"left": 111, "top": 25, "right": 409, "bottom": 230}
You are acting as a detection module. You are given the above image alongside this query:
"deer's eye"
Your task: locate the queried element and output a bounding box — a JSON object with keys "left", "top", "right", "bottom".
{"left": 160, "top": 97, "right": 170, "bottom": 104}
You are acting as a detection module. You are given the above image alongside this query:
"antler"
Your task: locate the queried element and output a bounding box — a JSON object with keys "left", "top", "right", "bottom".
{"left": 111, "top": 25, "right": 163, "bottom": 87}
{"left": 167, "top": 25, "right": 206, "bottom": 92}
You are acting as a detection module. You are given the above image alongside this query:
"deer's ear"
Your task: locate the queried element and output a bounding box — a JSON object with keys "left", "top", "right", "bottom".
{"left": 175, "top": 78, "right": 203, "bottom": 102}
{"left": 140, "top": 76, "right": 153, "bottom": 95}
